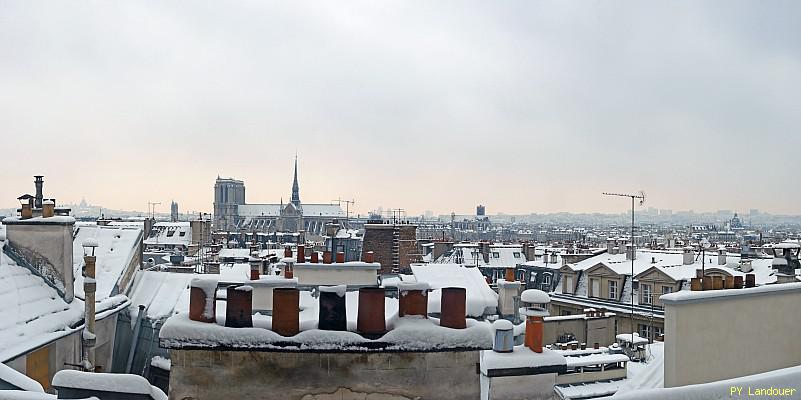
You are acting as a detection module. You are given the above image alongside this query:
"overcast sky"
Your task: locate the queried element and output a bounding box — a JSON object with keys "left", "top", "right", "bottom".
{"left": 1, "top": 1, "right": 800, "bottom": 216}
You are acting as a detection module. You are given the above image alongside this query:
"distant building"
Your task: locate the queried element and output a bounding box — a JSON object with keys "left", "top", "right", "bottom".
{"left": 477, "top": 204, "right": 486, "bottom": 216}
{"left": 170, "top": 201, "right": 179, "bottom": 222}
{"left": 212, "top": 157, "right": 345, "bottom": 234}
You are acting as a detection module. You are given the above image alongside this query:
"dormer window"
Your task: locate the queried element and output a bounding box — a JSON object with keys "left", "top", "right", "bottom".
{"left": 492, "top": 252, "right": 500, "bottom": 258}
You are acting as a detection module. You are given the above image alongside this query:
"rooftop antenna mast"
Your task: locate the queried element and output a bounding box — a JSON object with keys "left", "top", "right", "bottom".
{"left": 332, "top": 198, "right": 356, "bottom": 228}
{"left": 147, "top": 202, "right": 161, "bottom": 220}
{"left": 602, "top": 190, "right": 646, "bottom": 347}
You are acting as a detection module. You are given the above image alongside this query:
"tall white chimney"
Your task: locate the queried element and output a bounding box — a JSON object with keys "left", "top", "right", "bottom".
{"left": 717, "top": 248, "right": 727, "bottom": 265}
{"left": 683, "top": 246, "right": 694, "bottom": 265}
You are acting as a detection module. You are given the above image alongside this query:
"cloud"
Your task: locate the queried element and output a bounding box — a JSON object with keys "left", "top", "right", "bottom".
{"left": 1, "top": 0, "right": 799, "bottom": 215}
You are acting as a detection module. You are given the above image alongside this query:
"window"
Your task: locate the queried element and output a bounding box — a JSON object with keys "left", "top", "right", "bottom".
{"left": 565, "top": 275, "right": 574, "bottom": 294}
{"left": 662, "top": 286, "right": 673, "bottom": 295}
{"left": 541, "top": 274, "right": 552, "bottom": 291}
{"left": 561, "top": 310, "right": 572, "bottom": 316}
{"left": 608, "top": 280, "right": 618, "bottom": 300}
{"left": 492, "top": 252, "right": 500, "bottom": 258}
{"left": 513, "top": 252, "right": 521, "bottom": 258}
{"left": 641, "top": 284, "right": 652, "bottom": 305}
{"left": 179, "top": 231, "right": 186, "bottom": 237}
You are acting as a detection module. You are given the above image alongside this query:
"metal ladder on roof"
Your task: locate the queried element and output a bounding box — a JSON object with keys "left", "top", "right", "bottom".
{"left": 391, "top": 225, "right": 400, "bottom": 274}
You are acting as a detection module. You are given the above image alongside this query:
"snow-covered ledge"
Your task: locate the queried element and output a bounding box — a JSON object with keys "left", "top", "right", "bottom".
{"left": 663, "top": 281, "right": 801, "bottom": 388}
{"left": 660, "top": 282, "right": 801, "bottom": 305}
{"left": 160, "top": 314, "right": 492, "bottom": 352}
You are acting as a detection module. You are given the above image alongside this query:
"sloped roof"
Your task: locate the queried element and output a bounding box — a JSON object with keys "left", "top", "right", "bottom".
{"left": 0, "top": 250, "right": 83, "bottom": 362}
{"left": 144, "top": 222, "right": 191, "bottom": 247}
{"left": 73, "top": 225, "right": 143, "bottom": 301}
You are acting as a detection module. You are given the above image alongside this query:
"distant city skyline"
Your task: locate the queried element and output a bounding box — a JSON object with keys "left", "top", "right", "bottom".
{"left": 2, "top": 1, "right": 800, "bottom": 215}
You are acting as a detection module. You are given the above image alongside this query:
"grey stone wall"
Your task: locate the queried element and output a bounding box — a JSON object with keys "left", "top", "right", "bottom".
{"left": 168, "top": 349, "right": 480, "bottom": 400}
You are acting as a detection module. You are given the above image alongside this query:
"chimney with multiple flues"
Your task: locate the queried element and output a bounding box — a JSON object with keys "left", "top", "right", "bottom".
{"left": 186, "top": 281, "right": 469, "bottom": 339}
{"left": 34, "top": 175, "right": 44, "bottom": 209}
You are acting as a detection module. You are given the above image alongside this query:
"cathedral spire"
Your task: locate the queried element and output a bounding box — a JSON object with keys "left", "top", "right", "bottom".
{"left": 290, "top": 154, "right": 301, "bottom": 208}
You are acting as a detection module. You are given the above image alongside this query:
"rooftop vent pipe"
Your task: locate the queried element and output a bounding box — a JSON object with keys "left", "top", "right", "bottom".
{"left": 272, "top": 288, "right": 300, "bottom": 336}
{"left": 364, "top": 251, "right": 375, "bottom": 263}
{"left": 336, "top": 251, "right": 345, "bottom": 263}
{"left": 439, "top": 287, "right": 466, "bottom": 329}
{"left": 296, "top": 244, "right": 305, "bottom": 263}
{"left": 492, "top": 319, "right": 514, "bottom": 353}
{"left": 318, "top": 285, "right": 347, "bottom": 331}
{"left": 323, "top": 251, "right": 332, "bottom": 264}
{"left": 225, "top": 285, "right": 253, "bottom": 328}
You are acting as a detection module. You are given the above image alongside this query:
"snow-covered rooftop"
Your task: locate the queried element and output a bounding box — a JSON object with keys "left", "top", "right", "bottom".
{"left": 160, "top": 313, "right": 491, "bottom": 352}
{"left": 566, "top": 249, "right": 778, "bottom": 285}
{"left": 0, "top": 249, "right": 83, "bottom": 362}
{"left": 144, "top": 222, "right": 191, "bottom": 247}
{"left": 480, "top": 346, "right": 566, "bottom": 374}
{"left": 411, "top": 264, "right": 498, "bottom": 317}
{"left": 73, "top": 225, "right": 142, "bottom": 301}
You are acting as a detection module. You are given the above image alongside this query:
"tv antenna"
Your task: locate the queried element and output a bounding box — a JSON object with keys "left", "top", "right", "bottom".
{"left": 147, "top": 202, "right": 161, "bottom": 219}
{"left": 602, "top": 191, "right": 646, "bottom": 348}
{"left": 332, "top": 198, "right": 355, "bottom": 227}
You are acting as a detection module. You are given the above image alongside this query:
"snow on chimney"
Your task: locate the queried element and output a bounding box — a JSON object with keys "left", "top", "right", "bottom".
{"left": 626, "top": 244, "right": 636, "bottom": 260}
{"left": 521, "top": 289, "right": 550, "bottom": 353}
{"left": 492, "top": 319, "right": 514, "bottom": 353}
{"left": 42, "top": 199, "right": 55, "bottom": 218}
{"left": 225, "top": 285, "right": 253, "bottom": 328}
{"left": 249, "top": 255, "right": 261, "bottom": 280}
{"left": 397, "top": 282, "right": 429, "bottom": 318}
{"left": 189, "top": 278, "right": 218, "bottom": 323}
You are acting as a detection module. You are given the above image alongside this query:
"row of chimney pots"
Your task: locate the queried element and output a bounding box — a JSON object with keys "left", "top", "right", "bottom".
{"left": 690, "top": 270, "right": 756, "bottom": 291}
{"left": 189, "top": 281, "right": 466, "bottom": 337}
{"left": 248, "top": 247, "right": 375, "bottom": 280}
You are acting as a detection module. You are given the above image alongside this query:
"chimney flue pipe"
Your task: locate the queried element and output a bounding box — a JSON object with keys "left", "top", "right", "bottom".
{"left": 272, "top": 288, "right": 300, "bottom": 336}
{"left": 357, "top": 287, "right": 386, "bottom": 338}
{"left": 34, "top": 175, "right": 44, "bottom": 209}
{"left": 440, "top": 287, "right": 466, "bottom": 329}
{"left": 318, "top": 285, "right": 347, "bottom": 331}
{"left": 225, "top": 285, "right": 253, "bottom": 328}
